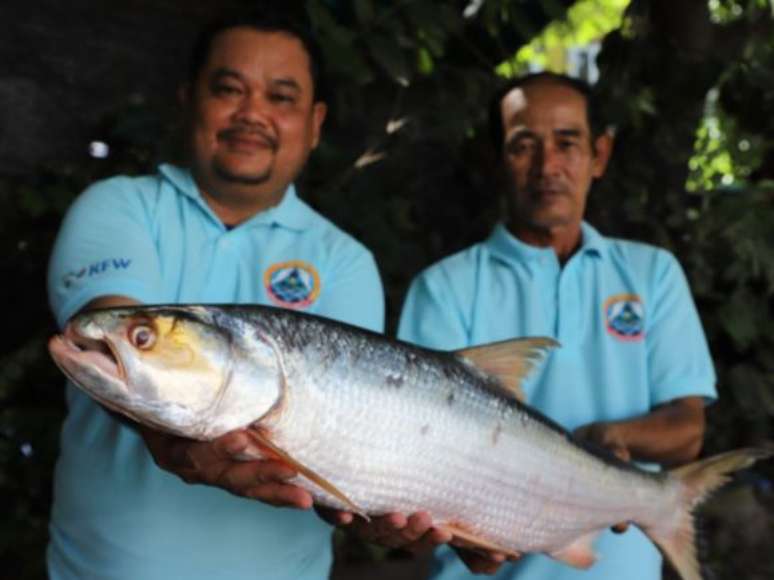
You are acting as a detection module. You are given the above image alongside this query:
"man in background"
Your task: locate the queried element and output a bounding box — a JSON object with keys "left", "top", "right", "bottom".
{"left": 47, "top": 10, "right": 383, "bottom": 579}
{"left": 397, "top": 72, "right": 716, "bottom": 579}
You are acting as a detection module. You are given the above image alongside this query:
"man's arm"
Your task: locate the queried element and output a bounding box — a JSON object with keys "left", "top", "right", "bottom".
{"left": 574, "top": 251, "right": 714, "bottom": 468}
{"left": 83, "top": 295, "right": 315, "bottom": 510}
{"left": 573, "top": 396, "right": 706, "bottom": 466}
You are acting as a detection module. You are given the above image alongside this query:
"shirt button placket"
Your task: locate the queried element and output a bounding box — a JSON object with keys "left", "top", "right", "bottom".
{"left": 202, "top": 234, "right": 238, "bottom": 301}
{"left": 557, "top": 259, "right": 581, "bottom": 345}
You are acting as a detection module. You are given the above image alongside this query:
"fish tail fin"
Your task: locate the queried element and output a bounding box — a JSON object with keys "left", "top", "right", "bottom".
{"left": 644, "top": 446, "right": 773, "bottom": 580}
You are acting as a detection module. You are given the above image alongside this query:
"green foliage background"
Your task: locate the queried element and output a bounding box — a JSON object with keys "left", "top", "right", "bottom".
{"left": 2, "top": 1, "right": 773, "bottom": 578}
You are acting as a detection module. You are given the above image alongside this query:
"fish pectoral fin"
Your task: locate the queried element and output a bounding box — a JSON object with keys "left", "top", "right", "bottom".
{"left": 456, "top": 337, "right": 559, "bottom": 402}
{"left": 549, "top": 532, "right": 598, "bottom": 569}
{"left": 246, "top": 428, "right": 370, "bottom": 522}
{"left": 438, "top": 523, "right": 521, "bottom": 560}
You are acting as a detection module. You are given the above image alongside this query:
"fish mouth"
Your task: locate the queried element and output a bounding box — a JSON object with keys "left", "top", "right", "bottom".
{"left": 49, "top": 324, "right": 127, "bottom": 386}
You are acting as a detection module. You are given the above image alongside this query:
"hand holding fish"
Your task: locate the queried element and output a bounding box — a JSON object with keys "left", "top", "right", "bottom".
{"left": 453, "top": 545, "right": 520, "bottom": 574}
{"left": 573, "top": 421, "right": 631, "bottom": 463}
{"left": 319, "top": 508, "right": 451, "bottom": 550}
{"left": 317, "top": 507, "right": 520, "bottom": 574}
{"left": 572, "top": 397, "right": 706, "bottom": 467}
{"left": 141, "top": 427, "right": 314, "bottom": 509}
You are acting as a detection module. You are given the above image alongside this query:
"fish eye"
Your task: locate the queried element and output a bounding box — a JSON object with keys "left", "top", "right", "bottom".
{"left": 129, "top": 324, "right": 156, "bottom": 350}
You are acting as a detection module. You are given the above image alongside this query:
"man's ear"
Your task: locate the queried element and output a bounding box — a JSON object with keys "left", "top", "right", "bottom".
{"left": 592, "top": 129, "right": 614, "bottom": 178}
{"left": 310, "top": 102, "right": 328, "bottom": 149}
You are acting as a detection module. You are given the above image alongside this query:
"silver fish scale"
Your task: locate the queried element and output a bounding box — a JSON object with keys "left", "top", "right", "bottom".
{"left": 235, "top": 308, "right": 679, "bottom": 554}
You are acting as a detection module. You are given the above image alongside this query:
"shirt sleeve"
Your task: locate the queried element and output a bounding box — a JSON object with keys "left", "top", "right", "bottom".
{"left": 397, "top": 266, "right": 470, "bottom": 351}
{"left": 47, "top": 177, "right": 163, "bottom": 328}
{"left": 646, "top": 250, "right": 717, "bottom": 405}
{"left": 315, "top": 245, "right": 385, "bottom": 334}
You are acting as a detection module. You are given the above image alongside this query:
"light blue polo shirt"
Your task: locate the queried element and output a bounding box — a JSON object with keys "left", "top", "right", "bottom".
{"left": 398, "top": 222, "right": 716, "bottom": 580}
{"left": 46, "top": 163, "right": 385, "bottom": 580}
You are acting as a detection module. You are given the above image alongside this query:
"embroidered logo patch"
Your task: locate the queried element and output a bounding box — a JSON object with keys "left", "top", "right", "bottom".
{"left": 604, "top": 294, "right": 645, "bottom": 341}
{"left": 264, "top": 261, "right": 320, "bottom": 309}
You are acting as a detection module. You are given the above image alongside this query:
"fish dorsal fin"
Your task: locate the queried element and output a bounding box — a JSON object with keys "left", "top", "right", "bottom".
{"left": 438, "top": 522, "right": 521, "bottom": 560}
{"left": 246, "top": 428, "right": 370, "bottom": 522}
{"left": 456, "top": 337, "right": 559, "bottom": 402}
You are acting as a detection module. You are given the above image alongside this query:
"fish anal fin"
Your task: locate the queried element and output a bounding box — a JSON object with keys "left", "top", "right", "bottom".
{"left": 246, "top": 428, "right": 370, "bottom": 522}
{"left": 456, "top": 337, "right": 559, "bottom": 402}
{"left": 549, "top": 533, "right": 597, "bottom": 569}
{"left": 438, "top": 523, "right": 520, "bottom": 560}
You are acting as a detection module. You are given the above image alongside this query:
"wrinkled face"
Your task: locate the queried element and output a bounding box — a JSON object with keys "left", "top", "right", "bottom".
{"left": 500, "top": 80, "right": 607, "bottom": 232}
{"left": 186, "top": 27, "right": 326, "bottom": 200}
{"left": 48, "top": 306, "right": 280, "bottom": 439}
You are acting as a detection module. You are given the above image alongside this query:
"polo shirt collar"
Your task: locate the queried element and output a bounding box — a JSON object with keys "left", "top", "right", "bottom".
{"left": 242, "top": 185, "right": 314, "bottom": 231}
{"left": 486, "top": 221, "right": 607, "bottom": 264}
{"left": 579, "top": 221, "right": 606, "bottom": 257}
{"left": 158, "top": 163, "right": 314, "bottom": 231}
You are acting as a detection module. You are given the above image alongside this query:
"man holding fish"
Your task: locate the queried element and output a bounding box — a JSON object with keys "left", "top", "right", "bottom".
{"left": 46, "top": 7, "right": 724, "bottom": 580}
{"left": 46, "top": 9, "right": 387, "bottom": 580}
{"left": 396, "top": 73, "right": 717, "bottom": 578}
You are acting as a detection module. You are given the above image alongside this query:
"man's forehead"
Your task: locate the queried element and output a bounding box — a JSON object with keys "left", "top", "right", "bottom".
{"left": 204, "top": 27, "right": 312, "bottom": 82}
{"left": 500, "top": 82, "right": 590, "bottom": 138}
{"left": 501, "top": 87, "right": 528, "bottom": 121}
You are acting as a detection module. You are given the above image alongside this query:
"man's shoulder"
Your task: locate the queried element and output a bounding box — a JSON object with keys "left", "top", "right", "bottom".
{"left": 71, "top": 167, "right": 193, "bottom": 220}
{"left": 295, "top": 199, "right": 374, "bottom": 257}
{"left": 75, "top": 172, "right": 164, "bottom": 210}
{"left": 416, "top": 242, "right": 487, "bottom": 285}
{"left": 604, "top": 235, "right": 676, "bottom": 266}
{"left": 86, "top": 172, "right": 161, "bottom": 195}
{"left": 601, "top": 235, "right": 684, "bottom": 287}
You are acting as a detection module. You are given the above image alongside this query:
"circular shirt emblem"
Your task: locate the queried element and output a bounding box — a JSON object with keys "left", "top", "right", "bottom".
{"left": 264, "top": 261, "right": 320, "bottom": 309}
{"left": 604, "top": 293, "right": 645, "bottom": 341}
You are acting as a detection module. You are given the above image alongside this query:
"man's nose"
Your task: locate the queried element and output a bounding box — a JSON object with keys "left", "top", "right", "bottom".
{"left": 234, "top": 93, "right": 271, "bottom": 126}
{"left": 533, "top": 143, "right": 561, "bottom": 176}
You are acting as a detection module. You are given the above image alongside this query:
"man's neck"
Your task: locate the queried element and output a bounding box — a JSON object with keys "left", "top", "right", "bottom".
{"left": 195, "top": 177, "right": 286, "bottom": 226}
{"left": 507, "top": 221, "right": 582, "bottom": 265}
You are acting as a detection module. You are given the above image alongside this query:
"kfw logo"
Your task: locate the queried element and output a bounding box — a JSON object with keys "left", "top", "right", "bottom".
{"left": 63, "top": 258, "right": 132, "bottom": 288}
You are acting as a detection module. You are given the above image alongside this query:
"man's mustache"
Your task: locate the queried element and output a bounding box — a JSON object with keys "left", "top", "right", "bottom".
{"left": 529, "top": 181, "right": 568, "bottom": 197}
{"left": 217, "top": 127, "right": 278, "bottom": 150}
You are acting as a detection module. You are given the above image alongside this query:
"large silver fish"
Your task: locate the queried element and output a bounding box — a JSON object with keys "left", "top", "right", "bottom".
{"left": 48, "top": 304, "right": 770, "bottom": 580}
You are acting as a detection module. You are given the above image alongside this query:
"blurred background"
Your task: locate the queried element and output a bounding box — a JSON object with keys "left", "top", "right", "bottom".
{"left": 1, "top": 0, "right": 773, "bottom": 578}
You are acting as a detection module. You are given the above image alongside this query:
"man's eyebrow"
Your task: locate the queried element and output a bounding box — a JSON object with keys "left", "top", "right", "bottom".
{"left": 505, "top": 127, "right": 536, "bottom": 144}
{"left": 554, "top": 128, "right": 584, "bottom": 138}
{"left": 209, "top": 67, "right": 243, "bottom": 82}
{"left": 270, "top": 78, "right": 302, "bottom": 92}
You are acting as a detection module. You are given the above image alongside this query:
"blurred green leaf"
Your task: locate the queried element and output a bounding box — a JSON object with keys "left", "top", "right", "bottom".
{"left": 417, "top": 47, "right": 434, "bottom": 74}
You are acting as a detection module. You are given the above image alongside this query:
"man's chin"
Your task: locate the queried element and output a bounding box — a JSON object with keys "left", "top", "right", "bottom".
{"left": 213, "top": 164, "right": 271, "bottom": 186}
{"left": 525, "top": 207, "right": 577, "bottom": 231}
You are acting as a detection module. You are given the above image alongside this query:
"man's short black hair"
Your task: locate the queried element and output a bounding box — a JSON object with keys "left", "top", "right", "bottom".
{"left": 487, "top": 72, "right": 602, "bottom": 156}
{"left": 187, "top": 8, "right": 326, "bottom": 103}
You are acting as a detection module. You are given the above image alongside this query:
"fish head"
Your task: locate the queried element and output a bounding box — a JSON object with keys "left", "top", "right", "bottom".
{"left": 48, "top": 305, "right": 279, "bottom": 437}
